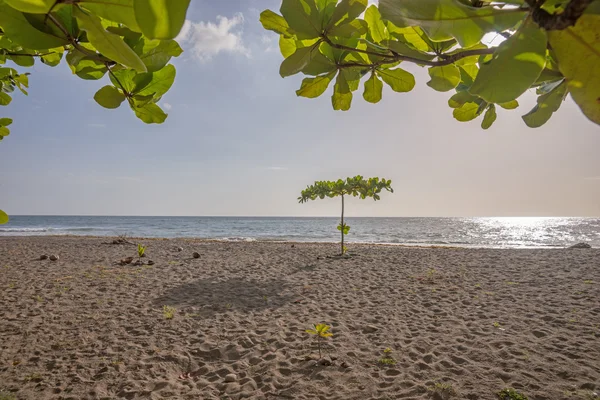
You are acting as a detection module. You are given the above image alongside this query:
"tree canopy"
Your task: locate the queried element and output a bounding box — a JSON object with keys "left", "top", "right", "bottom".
{"left": 0, "top": 0, "right": 191, "bottom": 140}
{"left": 260, "top": 0, "right": 599, "bottom": 129}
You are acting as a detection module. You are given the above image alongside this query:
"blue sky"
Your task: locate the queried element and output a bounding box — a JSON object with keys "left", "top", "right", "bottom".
{"left": 1, "top": 0, "right": 599, "bottom": 217}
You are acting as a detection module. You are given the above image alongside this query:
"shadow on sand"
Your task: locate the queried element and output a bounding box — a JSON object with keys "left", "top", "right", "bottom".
{"left": 153, "top": 278, "right": 291, "bottom": 317}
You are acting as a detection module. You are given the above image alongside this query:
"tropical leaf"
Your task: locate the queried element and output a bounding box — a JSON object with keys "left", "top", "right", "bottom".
{"left": 379, "top": 0, "right": 527, "bottom": 47}
{"left": 548, "top": 4, "right": 600, "bottom": 125}
{"left": 94, "top": 85, "right": 126, "bottom": 109}
{"left": 134, "top": 0, "right": 190, "bottom": 39}
{"left": 522, "top": 80, "right": 568, "bottom": 128}
{"left": 470, "top": 19, "right": 547, "bottom": 104}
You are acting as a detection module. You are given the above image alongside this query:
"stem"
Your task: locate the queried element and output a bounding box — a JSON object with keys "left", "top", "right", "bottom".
{"left": 340, "top": 194, "right": 345, "bottom": 256}
{"left": 318, "top": 336, "right": 321, "bottom": 359}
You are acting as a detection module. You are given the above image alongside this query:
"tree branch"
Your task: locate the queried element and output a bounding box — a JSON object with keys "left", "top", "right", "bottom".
{"left": 323, "top": 35, "right": 496, "bottom": 68}
{"left": 3, "top": 51, "right": 56, "bottom": 57}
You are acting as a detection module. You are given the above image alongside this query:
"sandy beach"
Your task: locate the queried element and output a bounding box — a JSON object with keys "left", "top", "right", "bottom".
{"left": 0, "top": 236, "right": 598, "bottom": 400}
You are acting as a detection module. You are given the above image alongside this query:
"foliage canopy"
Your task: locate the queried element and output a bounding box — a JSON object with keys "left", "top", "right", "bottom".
{"left": 261, "top": 0, "right": 600, "bottom": 129}
{"left": 299, "top": 176, "right": 393, "bottom": 254}
{"left": 0, "top": 0, "right": 191, "bottom": 222}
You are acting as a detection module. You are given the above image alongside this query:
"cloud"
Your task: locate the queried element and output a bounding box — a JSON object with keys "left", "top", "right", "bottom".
{"left": 177, "top": 14, "right": 250, "bottom": 62}
{"left": 163, "top": 102, "right": 172, "bottom": 111}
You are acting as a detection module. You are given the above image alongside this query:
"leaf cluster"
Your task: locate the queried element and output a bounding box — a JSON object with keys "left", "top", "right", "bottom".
{"left": 306, "top": 323, "right": 333, "bottom": 337}
{"left": 298, "top": 175, "right": 393, "bottom": 203}
{"left": 0, "top": 0, "right": 191, "bottom": 135}
{"left": 137, "top": 243, "right": 146, "bottom": 258}
{"left": 260, "top": 0, "right": 600, "bottom": 128}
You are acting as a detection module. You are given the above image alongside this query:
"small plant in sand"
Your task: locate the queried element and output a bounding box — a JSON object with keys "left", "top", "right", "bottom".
{"left": 426, "top": 268, "right": 437, "bottom": 283}
{"left": 299, "top": 176, "right": 393, "bottom": 256}
{"left": 497, "top": 388, "right": 528, "bottom": 400}
{"left": 306, "top": 323, "right": 333, "bottom": 359}
{"left": 428, "top": 382, "right": 457, "bottom": 399}
{"left": 493, "top": 321, "right": 502, "bottom": 328}
{"left": 583, "top": 280, "right": 594, "bottom": 284}
{"left": 23, "top": 373, "right": 43, "bottom": 383}
{"left": 137, "top": 244, "right": 147, "bottom": 259}
{"left": 378, "top": 348, "right": 397, "bottom": 366}
{"left": 162, "top": 305, "right": 176, "bottom": 320}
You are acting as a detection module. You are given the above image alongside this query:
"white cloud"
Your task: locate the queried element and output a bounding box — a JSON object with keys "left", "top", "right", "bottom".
{"left": 177, "top": 14, "right": 250, "bottom": 62}
{"left": 163, "top": 102, "right": 172, "bottom": 111}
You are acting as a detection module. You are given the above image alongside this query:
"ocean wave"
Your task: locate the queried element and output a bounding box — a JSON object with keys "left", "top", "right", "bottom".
{"left": 0, "top": 226, "right": 110, "bottom": 233}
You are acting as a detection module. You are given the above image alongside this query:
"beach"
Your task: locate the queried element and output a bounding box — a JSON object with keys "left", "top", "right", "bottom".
{"left": 0, "top": 236, "right": 598, "bottom": 400}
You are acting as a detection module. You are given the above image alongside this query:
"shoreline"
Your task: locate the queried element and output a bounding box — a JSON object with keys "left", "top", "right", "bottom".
{"left": 0, "top": 234, "right": 588, "bottom": 250}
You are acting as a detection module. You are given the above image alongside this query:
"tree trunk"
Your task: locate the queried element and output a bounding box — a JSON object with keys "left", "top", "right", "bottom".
{"left": 340, "top": 194, "right": 344, "bottom": 255}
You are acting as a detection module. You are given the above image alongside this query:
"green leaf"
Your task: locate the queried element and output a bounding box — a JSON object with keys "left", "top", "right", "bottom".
{"left": 364, "top": 5, "right": 389, "bottom": 43}
{"left": 133, "top": 102, "right": 167, "bottom": 123}
{"left": 3, "top": 0, "right": 54, "bottom": 13}
{"left": 41, "top": 52, "right": 62, "bottom": 67}
{"left": 327, "top": 19, "right": 368, "bottom": 37}
{"left": 481, "top": 104, "right": 496, "bottom": 129}
{"left": 0, "top": 92, "right": 12, "bottom": 106}
{"left": 280, "top": 0, "right": 321, "bottom": 39}
{"left": 327, "top": 0, "right": 368, "bottom": 29}
{"left": 109, "top": 68, "right": 136, "bottom": 92}
{"left": 0, "top": 118, "right": 13, "bottom": 126}
{"left": 134, "top": 0, "right": 190, "bottom": 39}
{"left": 136, "top": 39, "right": 183, "bottom": 72}
{"left": 388, "top": 25, "right": 432, "bottom": 52}
{"left": 386, "top": 40, "right": 435, "bottom": 61}
{"left": 427, "top": 64, "right": 460, "bottom": 92}
{"left": 9, "top": 53, "right": 34, "bottom": 67}
{"left": 0, "top": 126, "right": 9, "bottom": 136}
{"left": 522, "top": 80, "right": 568, "bottom": 128}
{"left": 548, "top": 6, "right": 600, "bottom": 125}
{"left": 498, "top": 100, "right": 518, "bottom": 110}
{"left": 260, "top": 9, "right": 293, "bottom": 37}
{"left": 280, "top": 45, "right": 318, "bottom": 78}
{"left": 279, "top": 36, "right": 296, "bottom": 58}
{"left": 377, "top": 67, "right": 415, "bottom": 92}
{"left": 134, "top": 64, "right": 176, "bottom": 97}
{"left": 296, "top": 71, "right": 336, "bottom": 98}
{"left": 80, "top": 0, "right": 141, "bottom": 32}
{"left": 302, "top": 50, "right": 337, "bottom": 76}
{"left": 73, "top": 7, "right": 147, "bottom": 72}
{"left": 94, "top": 85, "right": 126, "bottom": 109}
{"left": 332, "top": 70, "right": 352, "bottom": 110}
{"left": 363, "top": 72, "right": 383, "bottom": 103}
{"left": 453, "top": 101, "right": 482, "bottom": 121}
{"left": 379, "top": 0, "right": 527, "bottom": 48}
{"left": 470, "top": 19, "right": 547, "bottom": 104}
{"left": 0, "top": 3, "right": 69, "bottom": 49}
{"left": 0, "top": 209, "right": 8, "bottom": 224}
{"left": 74, "top": 59, "right": 108, "bottom": 80}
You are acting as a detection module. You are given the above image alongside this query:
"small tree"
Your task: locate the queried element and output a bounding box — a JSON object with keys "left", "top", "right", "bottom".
{"left": 299, "top": 175, "right": 393, "bottom": 255}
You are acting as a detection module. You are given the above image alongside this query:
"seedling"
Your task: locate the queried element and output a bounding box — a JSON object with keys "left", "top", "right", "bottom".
{"left": 162, "top": 305, "right": 176, "bottom": 319}
{"left": 506, "top": 281, "right": 519, "bottom": 285}
{"left": 33, "top": 295, "right": 43, "bottom": 303}
{"left": 137, "top": 244, "right": 146, "bottom": 259}
{"left": 583, "top": 280, "right": 594, "bottom": 284}
{"left": 378, "top": 348, "right": 396, "bottom": 366}
{"left": 426, "top": 268, "right": 436, "bottom": 283}
{"left": 428, "top": 382, "right": 457, "bottom": 399}
{"left": 24, "top": 373, "right": 42, "bottom": 382}
{"left": 306, "top": 323, "right": 333, "bottom": 359}
{"left": 497, "top": 388, "right": 528, "bottom": 400}
{"left": 493, "top": 321, "right": 501, "bottom": 328}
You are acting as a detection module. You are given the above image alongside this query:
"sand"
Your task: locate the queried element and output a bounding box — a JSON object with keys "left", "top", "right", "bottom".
{"left": 0, "top": 236, "right": 598, "bottom": 400}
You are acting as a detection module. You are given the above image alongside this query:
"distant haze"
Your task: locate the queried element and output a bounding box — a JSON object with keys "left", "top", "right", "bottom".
{"left": 0, "top": 1, "right": 599, "bottom": 217}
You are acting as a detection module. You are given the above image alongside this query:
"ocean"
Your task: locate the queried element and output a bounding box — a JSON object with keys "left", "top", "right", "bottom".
{"left": 1, "top": 216, "right": 599, "bottom": 248}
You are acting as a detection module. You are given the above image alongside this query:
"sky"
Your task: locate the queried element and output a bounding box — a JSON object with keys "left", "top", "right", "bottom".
{"left": 0, "top": 0, "right": 599, "bottom": 217}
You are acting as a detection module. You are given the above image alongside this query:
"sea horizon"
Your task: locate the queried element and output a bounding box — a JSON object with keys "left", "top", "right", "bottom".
{"left": 2, "top": 215, "right": 598, "bottom": 248}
